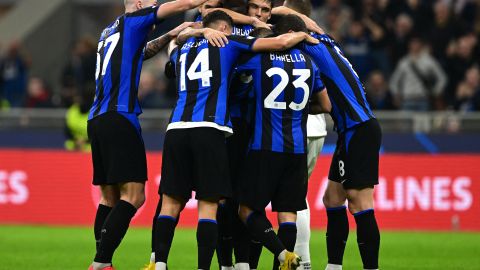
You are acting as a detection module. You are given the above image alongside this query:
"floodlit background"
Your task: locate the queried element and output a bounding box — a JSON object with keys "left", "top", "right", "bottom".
{"left": 0, "top": 0, "right": 479, "bottom": 269}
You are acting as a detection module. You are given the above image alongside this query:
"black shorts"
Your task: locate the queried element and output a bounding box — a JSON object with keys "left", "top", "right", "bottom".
{"left": 239, "top": 150, "right": 308, "bottom": 212}
{"left": 87, "top": 112, "right": 147, "bottom": 186}
{"left": 160, "top": 127, "right": 231, "bottom": 201}
{"left": 227, "top": 118, "right": 251, "bottom": 197}
{"left": 328, "top": 118, "right": 382, "bottom": 189}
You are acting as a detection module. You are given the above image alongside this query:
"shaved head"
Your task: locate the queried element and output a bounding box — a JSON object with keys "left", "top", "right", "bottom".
{"left": 124, "top": 0, "right": 157, "bottom": 13}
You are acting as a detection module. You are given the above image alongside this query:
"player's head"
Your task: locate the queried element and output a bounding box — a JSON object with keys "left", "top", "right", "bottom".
{"left": 283, "top": 0, "right": 312, "bottom": 16}
{"left": 249, "top": 27, "right": 274, "bottom": 38}
{"left": 203, "top": 10, "right": 234, "bottom": 35}
{"left": 247, "top": 0, "right": 273, "bottom": 23}
{"left": 124, "top": 0, "right": 158, "bottom": 12}
{"left": 274, "top": 14, "right": 308, "bottom": 35}
{"left": 199, "top": 0, "right": 223, "bottom": 18}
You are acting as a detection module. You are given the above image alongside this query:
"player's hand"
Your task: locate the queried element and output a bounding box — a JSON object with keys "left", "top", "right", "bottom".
{"left": 301, "top": 15, "right": 324, "bottom": 35}
{"left": 251, "top": 17, "right": 271, "bottom": 29}
{"left": 168, "top": 22, "right": 196, "bottom": 38}
{"left": 203, "top": 28, "right": 229, "bottom": 47}
{"left": 304, "top": 33, "right": 320, "bottom": 45}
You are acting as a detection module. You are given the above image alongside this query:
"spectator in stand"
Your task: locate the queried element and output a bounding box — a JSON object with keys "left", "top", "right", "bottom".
{"left": 390, "top": 36, "right": 447, "bottom": 111}
{"left": 138, "top": 70, "right": 174, "bottom": 109}
{"left": 360, "top": 0, "right": 391, "bottom": 75}
{"left": 388, "top": 13, "right": 414, "bottom": 66}
{"left": 430, "top": 1, "right": 467, "bottom": 66}
{"left": 61, "top": 37, "right": 97, "bottom": 107}
{"left": 0, "top": 41, "right": 29, "bottom": 107}
{"left": 313, "top": 0, "right": 352, "bottom": 41}
{"left": 25, "top": 77, "right": 52, "bottom": 108}
{"left": 445, "top": 33, "right": 479, "bottom": 107}
{"left": 65, "top": 89, "right": 94, "bottom": 152}
{"left": 455, "top": 65, "right": 480, "bottom": 111}
{"left": 343, "top": 19, "right": 372, "bottom": 80}
{"left": 385, "top": 0, "right": 434, "bottom": 36}
{"left": 366, "top": 70, "right": 397, "bottom": 110}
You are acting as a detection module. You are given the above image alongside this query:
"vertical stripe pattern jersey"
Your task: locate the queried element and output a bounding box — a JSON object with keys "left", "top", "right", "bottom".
{"left": 236, "top": 49, "right": 325, "bottom": 154}
{"left": 168, "top": 35, "right": 256, "bottom": 133}
{"left": 299, "top": 34, "right": 375, "bottom": 133}
{"left": 88, "top": 6, "right": 160, "bottom": 120}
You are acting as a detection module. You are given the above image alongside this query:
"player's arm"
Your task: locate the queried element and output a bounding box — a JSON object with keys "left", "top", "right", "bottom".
{"left": 144, "top": 22, "right": 195, "bottom": 60}
{"left": 271, "top": 6, "right": 324, "bottom": 34}
{"left": 309, "top": 89, "right": 331, "bottom": 114}
{"left": 204, "top": 8, "right": 270, "bottom": 29}
{"left": 176, "top": 27, "right": 229, "bottom": 47}
{"left": 156, "top": 0, "right": 210, "bottom": 19}
{"left": 251, "top": 32, "right": 319, "bottom": 52}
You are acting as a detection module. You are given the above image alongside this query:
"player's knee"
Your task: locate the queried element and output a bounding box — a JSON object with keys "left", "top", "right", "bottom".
{"left": 322, "top": 193, "right": 345, "bottom": 208}
{"left": 160, "top": 196, "right": 184, "bottom": 218}
{"left": 347, "top": 199, "right": 374, "bottom": 215}
{"left": 238, "top": 205, "right": 252, "bottom": 223}
{"left": 99, "top": 194, "right": 120, "bottom": 207}
{"left": 121, "top": 192, "right": 146, "bottom": 209}
{"left": 277, "top": 212, "right": 296, "bottom": 224}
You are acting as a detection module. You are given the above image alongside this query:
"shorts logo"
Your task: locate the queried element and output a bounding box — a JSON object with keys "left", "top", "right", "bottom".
{"left": 339, "top": 160, "right": 345, "bottom": 177}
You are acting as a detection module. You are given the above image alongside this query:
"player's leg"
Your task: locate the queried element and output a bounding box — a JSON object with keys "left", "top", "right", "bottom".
{"left": 296, "top": 136, "right": 325, "bottom": 270}
{"left": 239, "top": 206, "right": 290, "bottom": 267}
{"left": 248, "top": 238, "right": 263, "bottom": 270}
{"left": 95, "top": 185, "right": 120, "bottom": 251}
{"left": 323, "top": 181, "right": 348, "bottom": 270}
{"left": 346, "top": 188, "right": 379, "bottom": 270}
{"left": 90, "top": 112, "right": 148, "bottom": 270}
{"left": 231, "top": 200, "right": 251, "bottom": 270}
{"left": 192, "top": 127, "right": 232, "bottom": 270}
{"left": 273, "top": 212, "right": 298, "bottom": 270}
{"left": 93, "top": 182, "right": 145, "bottom": 270}
{"left": 154, "top": 129, "right": 192, "bottom": 269}
{"left": 197, "top": 199, "right": 220, "bottom": 270}
{"left": 216, "top": 199, "right": 234, "bottom": 270}
{"left": 154, "top": 194, "right": 186, "bottom": 270}
{"left": 343, "top": 119, "right": 382, "bottom": 270}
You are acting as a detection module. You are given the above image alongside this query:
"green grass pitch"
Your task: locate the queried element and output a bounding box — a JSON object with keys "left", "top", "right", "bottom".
{"left": 1, "top": 225, "right": 479, "bottom": 269}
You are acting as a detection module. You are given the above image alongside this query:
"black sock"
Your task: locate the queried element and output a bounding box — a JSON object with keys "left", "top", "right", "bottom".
{"left": 155, "top": 215, "right": 177, "bottom": 263}
{"left": 354, "top": 209, "right": 380, "bottom": 269}
{"left": 197, "top": 219, "right": 218, "bottom": 270}
{"left": 216, "top": 203, "right": 233, "bottom": 266}
{"left": 248, "top": 239, "right": 263, "bottom": 269}
{"left": 245, "top": 212, "right": 285, "bottom": 258}
{"left": 94, "top": 204, "right": 112, "bottom": 251}
{"left": 232, "top": 212, "right": 250, "bottom": 263}
{"left": 326, "top": 206, "right": 349, "bottom": 265}
{"left": 273, "top": 222, "right": 297, "bottom": 269}
{"left": 151, "top": 199, "right": 162, "bottom": 253}
{"left": 94, "top": 200, "right": 137, "bottom": 263}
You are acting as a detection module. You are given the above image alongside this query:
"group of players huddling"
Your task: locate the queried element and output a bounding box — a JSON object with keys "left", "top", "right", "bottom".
{"left": 87, "top": 0, "right": 382, "bottom": 270}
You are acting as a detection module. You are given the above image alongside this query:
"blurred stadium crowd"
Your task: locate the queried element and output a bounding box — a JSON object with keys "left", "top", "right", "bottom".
{"left": 0, "top": 0, "right": 480, "bottom": 113}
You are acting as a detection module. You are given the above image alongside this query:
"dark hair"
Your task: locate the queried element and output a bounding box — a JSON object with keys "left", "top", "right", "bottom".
{"left": 273, "top": 14, "right": 308, "bottom": 35}
{"left": 203, "top": 10, "right": 234, "bottom": 28}
{"left": 284, "top": 0, "right": 312, "bottom": 16}
{"left": 248, "top": 0, "right": 274, "bottom": 9}
{"left": 249, "top": 27, "right": 274, "bottom": 38}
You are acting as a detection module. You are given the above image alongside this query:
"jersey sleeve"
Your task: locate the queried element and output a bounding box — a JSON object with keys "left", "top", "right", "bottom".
{"left": 312, "top": 62, "right": 325, "bottom": 93}
{"left": 235, "top": 53, "right": 260, "bottom": 73}
{"left": 227, "top": 35, "right": 257, "bottom": 52}
{"left": 125, "top": 6, "right": 160, "bottom": 31}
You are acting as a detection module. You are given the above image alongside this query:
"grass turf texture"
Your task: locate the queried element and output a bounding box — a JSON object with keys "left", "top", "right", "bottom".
{"left": 0, "top": 225, "right": 479, "bottom": 269}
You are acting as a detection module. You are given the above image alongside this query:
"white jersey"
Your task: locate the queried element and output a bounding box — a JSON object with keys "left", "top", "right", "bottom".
{"left": 307, "top": 114, "right": 327, "bottom": 138}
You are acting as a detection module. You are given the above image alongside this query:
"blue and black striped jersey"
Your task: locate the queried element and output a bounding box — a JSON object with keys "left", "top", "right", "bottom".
{"left": 89, "top": 6, "right": 160, "bottom": 120}
{"left": 299, "top": 34, "right": 375, "bottom": 133}
{"left": 168, "top": 35, "right": 256, "bottom": 134}
{"left": 237, "top": 48, "right": 324, "bottom": 154}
